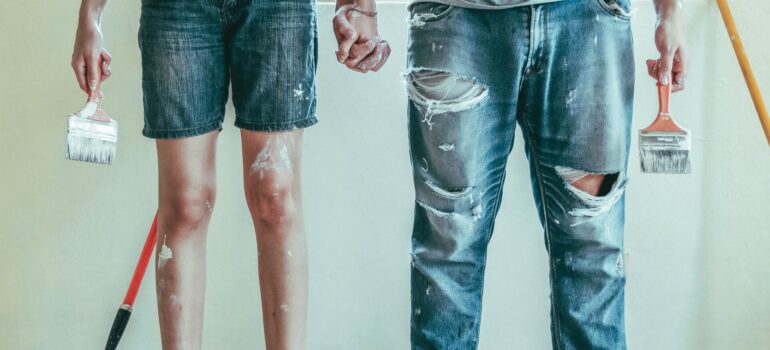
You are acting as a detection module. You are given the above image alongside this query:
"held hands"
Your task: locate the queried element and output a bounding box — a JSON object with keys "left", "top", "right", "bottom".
{"left": 646, "top": 1, "right": 687, "bottom": 92}
{"left": 332, "top": 2, "right": 391, "bottom": 73}
{"left": 72, "top": 18, "right": 112, "bottom": 99}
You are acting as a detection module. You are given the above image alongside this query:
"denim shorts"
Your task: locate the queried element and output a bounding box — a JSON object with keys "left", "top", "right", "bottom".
{"left": 138, "top": 0, "right": 318, "bottom": 139}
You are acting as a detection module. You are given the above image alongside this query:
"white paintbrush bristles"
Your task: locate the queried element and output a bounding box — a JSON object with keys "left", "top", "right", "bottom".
{"left": 66, "top": 115, "right": 118, "bottom": 165}
{"left": 639, "top": 130, "right": 691, "bottom": 174}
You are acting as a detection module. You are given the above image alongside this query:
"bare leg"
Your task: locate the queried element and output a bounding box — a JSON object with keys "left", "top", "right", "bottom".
{"left": 155, "top": 132, "right": 218, "bottom": 350}
{"left": 241, "top": 130, "right": 307, "bottom": 350}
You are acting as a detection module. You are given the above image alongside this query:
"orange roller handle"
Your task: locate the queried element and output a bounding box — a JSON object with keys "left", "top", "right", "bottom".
{"left": 122, "top": 213, "right": 158, "bottom": 307}
{"left": 716, "top": 0, "right": 770, "bottom": 146}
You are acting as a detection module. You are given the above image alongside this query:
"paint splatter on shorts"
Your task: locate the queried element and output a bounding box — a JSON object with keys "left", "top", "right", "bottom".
{"left": 139, "top": 0, "right": 318, "bottom": 139}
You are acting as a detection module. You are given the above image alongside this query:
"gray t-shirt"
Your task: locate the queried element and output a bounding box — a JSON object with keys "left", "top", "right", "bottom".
{"left": 409, "top": 0, "right": 562, "bottom": 10}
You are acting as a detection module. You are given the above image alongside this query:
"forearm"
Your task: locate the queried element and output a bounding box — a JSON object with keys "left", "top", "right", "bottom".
{"left": 79, "top": 0, "right": 108, "bottom": 26}
{"left": 653, "top": 0, "right": 682, "bottom": 18}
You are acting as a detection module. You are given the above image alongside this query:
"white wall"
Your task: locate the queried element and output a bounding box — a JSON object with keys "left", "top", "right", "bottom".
{"left": 0, "top": 1, "right": 768, "bottom": 349}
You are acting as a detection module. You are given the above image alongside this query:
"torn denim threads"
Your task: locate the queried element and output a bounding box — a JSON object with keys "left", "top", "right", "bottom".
{"left": 407, "top": 0, "right": 634, "bottom": 349}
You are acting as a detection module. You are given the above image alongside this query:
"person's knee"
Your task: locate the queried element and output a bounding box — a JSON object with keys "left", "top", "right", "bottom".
{"left": 552, "top": 166, "right": 626, "bottom": 220}
{"left": 163, "top": 187, "right": 216, "bottom": 232}
{"left": 565, "top": 172, "right": 619, "bottom": 197}
{"left": 245, "top": 172, "right": 298, "bottom": 232}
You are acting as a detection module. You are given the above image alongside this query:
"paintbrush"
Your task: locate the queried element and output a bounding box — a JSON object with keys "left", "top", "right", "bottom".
{"left": 639, "top": 83, "right": 691, "bottom": 174}
{"left": 105, "top": 214, "right": 158, "bottom": 350}
{"left": 66, "top": 78, "right": 118, "bottom": 165}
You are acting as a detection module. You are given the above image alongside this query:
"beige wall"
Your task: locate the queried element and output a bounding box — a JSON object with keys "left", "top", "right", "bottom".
{"left": 1, "top": 0, "right": 769, "bottom": 349}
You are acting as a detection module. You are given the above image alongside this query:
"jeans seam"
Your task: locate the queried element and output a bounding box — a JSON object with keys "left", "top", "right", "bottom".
{"left": 522, "top": 113, "right": 564, "bottom": 350}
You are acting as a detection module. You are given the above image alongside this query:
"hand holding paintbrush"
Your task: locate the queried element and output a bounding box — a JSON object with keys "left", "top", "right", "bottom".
{"left": 66, "top": 69, "right": 119, "bottom": 165}
{"left": 639, "top": 0, "right": 691, "bottom": 174}
{"left": 68, "top": 12, "right": 117, "bottom": 165}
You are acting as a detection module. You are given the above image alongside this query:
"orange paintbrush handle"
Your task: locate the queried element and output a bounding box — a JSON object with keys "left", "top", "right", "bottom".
{"left": 658, "top": 83, "right": 670, "bottom": 115}
{"left": 716, "top": 0, "right": 770, "bottom": 146}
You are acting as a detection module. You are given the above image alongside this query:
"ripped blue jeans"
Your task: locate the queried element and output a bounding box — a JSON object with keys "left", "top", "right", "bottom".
{"left": 406, "top": 0, "right": 634, "bottom": 349}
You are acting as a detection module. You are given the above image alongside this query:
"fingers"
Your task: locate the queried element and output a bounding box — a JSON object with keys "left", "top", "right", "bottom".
{"left": 657, "top": 49, "right": 675, "bottom": 86}
{"left": 354, "top": 40, "right": 391, "bottom": 73}
{"left": 71, "top": 55, "right": 89, "bottom": 93}
{"left": 370, "top": 41, "right": 391, "bottom": 72}
{"left": 346, "top": 39, "right": 376, "bottom": 69}
{"left": 100, "top": 49, "right": 112, "bottom": 82}
{"left": 85, "top": 53, "right": 101, "bottom": 98}
{"left": 671, "top": 48, "right": 688, "bottom": 92}
{"left": 333, "top": 4, "right": 358, "bottom": 63}
{"left": 645, "top": 59, "right": 658, "bottom": 80}
{"left": 336, "top": 30, "right": 359, "bottom": 63}
{"left": 647, "top": 52, "right": 688, "bottom": 92}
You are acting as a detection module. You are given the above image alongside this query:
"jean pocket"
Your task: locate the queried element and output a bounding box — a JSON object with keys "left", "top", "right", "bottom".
{"left": 594, "top": 0, "right": 633, "bottom": 20}
{"left": 409, "top": 2, "right": 456, "bottom": 26}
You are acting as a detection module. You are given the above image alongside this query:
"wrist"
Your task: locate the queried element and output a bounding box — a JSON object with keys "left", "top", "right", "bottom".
{"left": 78, "top": 5, "right": 103, "bottom": 27}
{"left": 335, "top": 0, "right": 354, "bottom": 10}
{"left": 353, "top": 0, "right": 377, "bottom": 12}
{"left": 655, "top": 0, "right": 683, "bottom": 19}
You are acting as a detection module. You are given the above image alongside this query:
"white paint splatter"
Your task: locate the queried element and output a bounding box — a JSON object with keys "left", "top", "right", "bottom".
{"left": 426, "top": 286, "right": 432, "bottom": 296}
{"left": 408, "top": 13, "right": 437, "bottom": 29}
{"left": 158, "top": 235, "right": 173, "bottom": 270}
{"left": 160, "top": 244, "right": 173, "bottom": 260}
{"left": 438, "top": 143, "right": 455, "bottom": 152}
{"left": 279, "top": 304, "right": 290, "bottom": 312}
{"left": 414, "top": 308, "right": 422, "bottom": 316}
{"left": 472, "top": 204, "right": 484, "bottom": 221}
{"left": 293, "top": 84, "right": 304, "bottom": 98}
{"left": 287, "top": 250, "right": 293, "bottom": 257}
{"left": 593, "top": 35, "right": 598, "bottom": 46}
{"left": 205, "top": 200, "right": 213, "bottom": 212}
{"left": 566, "top": 89, "right": 577, "bottom": 106}
{"left": 251, "top": 136, "right": 292, "bottom": 174}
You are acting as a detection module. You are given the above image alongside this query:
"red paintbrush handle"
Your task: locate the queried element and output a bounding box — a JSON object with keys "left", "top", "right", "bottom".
{"left": 122, "top": 213, "right": 159, "bottom": 307}
{"left": 658, "top": 83, "right": 670, "bottom": 115}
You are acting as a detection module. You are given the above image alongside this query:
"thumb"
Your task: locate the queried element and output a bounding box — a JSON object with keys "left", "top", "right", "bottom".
{"left": 85, "top": 53, "right": 101, "bottom": 97}
{"left": 657, "top": 51, "right": 675, "bottom": 86}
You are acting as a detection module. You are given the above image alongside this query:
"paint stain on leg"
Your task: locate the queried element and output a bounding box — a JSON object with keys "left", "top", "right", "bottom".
{"left": 279, "top": 304, "right": 290, "bottom": 312}
{"left": 157, "top": 234, "right": 173, "bottom": 269}
{"left": 250, "top": 135, "right": 293, "bottom": 176}
{"left": 160, "top": 244, "right": 173, "bottom": 260}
